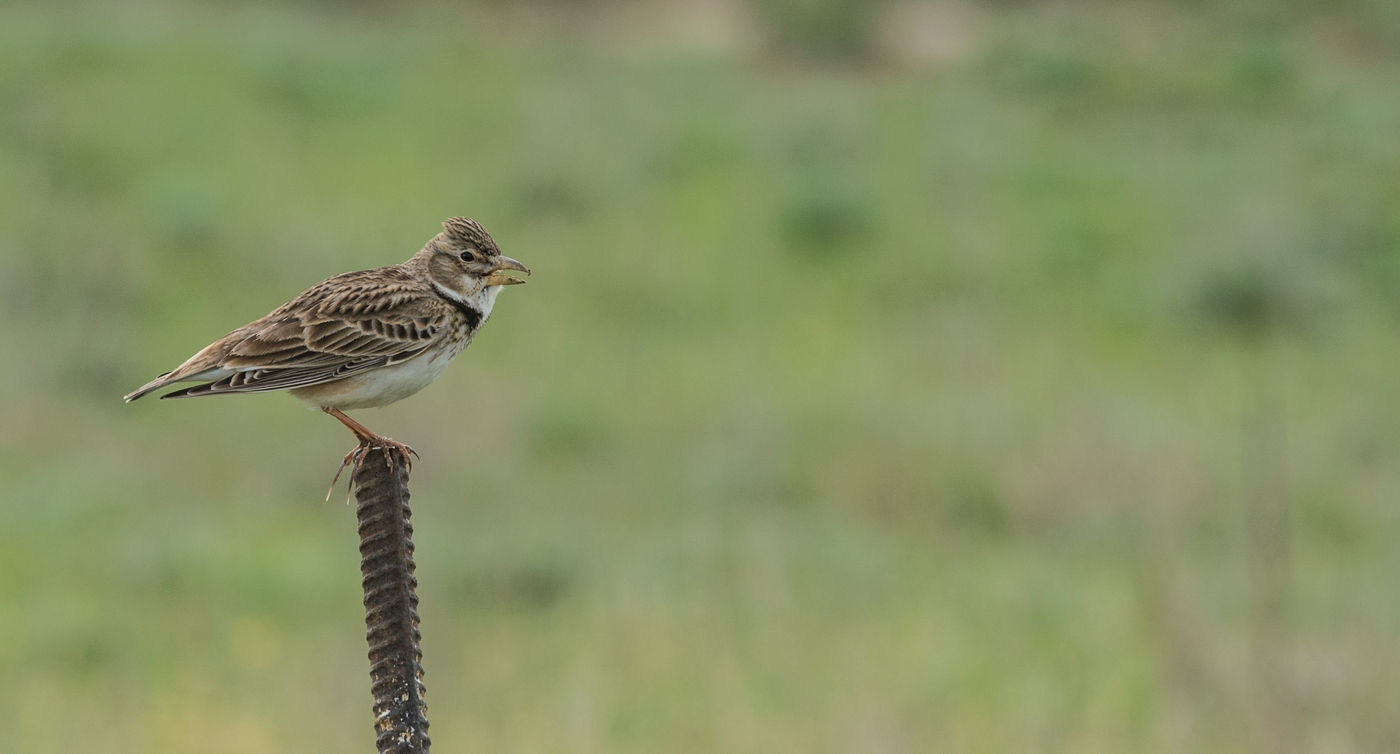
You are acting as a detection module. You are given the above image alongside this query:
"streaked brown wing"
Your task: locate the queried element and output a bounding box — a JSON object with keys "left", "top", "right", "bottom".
{"left": 158, "top": 357, "right": 399, "bottom": 397}
{"left": 163, "top": 268, "right": 452, "bottom": 397}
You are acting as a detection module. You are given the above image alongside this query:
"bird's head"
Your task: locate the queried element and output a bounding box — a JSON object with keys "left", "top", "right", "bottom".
{"left": 424, "top": 217, "right": 530, "bottom": 297}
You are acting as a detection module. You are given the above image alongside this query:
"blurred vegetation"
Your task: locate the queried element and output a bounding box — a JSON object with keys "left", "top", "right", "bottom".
{"left": 2, "top": 0, "right": 1400, "bottom": 751}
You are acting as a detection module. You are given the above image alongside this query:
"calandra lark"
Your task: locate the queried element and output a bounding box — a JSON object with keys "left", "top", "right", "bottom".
{"left": 125, "top": 217, "right": 528, "bottom": 457}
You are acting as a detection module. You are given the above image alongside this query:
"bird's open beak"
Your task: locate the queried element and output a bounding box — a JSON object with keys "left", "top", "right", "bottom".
{"left": 484, "top": 256, "right": 531, "bottom": 286}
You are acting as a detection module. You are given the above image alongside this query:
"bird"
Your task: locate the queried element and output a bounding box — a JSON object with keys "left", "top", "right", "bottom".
{"left": 124, "top": 217, "right": 529, "bottom": 462}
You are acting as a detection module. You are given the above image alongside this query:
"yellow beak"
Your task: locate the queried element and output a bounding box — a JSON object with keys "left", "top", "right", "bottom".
{"left": 484, "top": 256, "right": 531, "bottom": 286}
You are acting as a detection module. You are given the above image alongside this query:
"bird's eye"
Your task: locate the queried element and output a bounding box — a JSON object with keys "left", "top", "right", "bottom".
{"left": 460, "top": 251, "right": 476, "bottom": 262}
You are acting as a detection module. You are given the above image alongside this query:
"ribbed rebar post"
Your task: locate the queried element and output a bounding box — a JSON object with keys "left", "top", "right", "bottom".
{"left": 352, "top": 444, "right": 430, "bottom": 754}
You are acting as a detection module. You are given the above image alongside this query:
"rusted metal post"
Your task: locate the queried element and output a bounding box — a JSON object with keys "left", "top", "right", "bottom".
{"left": 351, "top": 444, "right": 430, "bottom": 753}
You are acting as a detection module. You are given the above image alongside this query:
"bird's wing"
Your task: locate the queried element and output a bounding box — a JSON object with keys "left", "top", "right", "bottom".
{"left": 153, "top": 268, "right": 455, "bottom": 398}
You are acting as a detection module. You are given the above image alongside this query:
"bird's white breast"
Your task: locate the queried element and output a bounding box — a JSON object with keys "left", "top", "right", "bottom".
{"left": 289, "top": 335, "right": 465, "bottom": 410}
{"left": 290, "top": 285, "right": 500, "bottom": 410}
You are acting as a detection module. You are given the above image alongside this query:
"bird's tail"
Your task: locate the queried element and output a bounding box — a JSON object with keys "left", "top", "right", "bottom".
{"left": 123, "top": 372, "right": 175, "bottom": 402}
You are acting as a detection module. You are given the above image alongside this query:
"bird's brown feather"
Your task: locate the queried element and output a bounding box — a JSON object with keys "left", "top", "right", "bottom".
{"left": 123, "top": 215, "right": 518, "bottom": 405}
{"left": 127, "top": 266, "right": 455, "bottom": 400}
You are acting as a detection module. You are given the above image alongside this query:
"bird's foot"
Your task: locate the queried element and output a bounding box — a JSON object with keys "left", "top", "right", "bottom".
{"left": 360, "top": 434, "right": 420, "bottom": 469}
{"left": 325, "top": 435, "right": 419, "bottom": 502}
{"left": 321, "top": 407, "right": 419, "bottom": 500}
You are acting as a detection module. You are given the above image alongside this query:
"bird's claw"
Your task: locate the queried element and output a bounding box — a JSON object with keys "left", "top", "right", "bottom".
{"left": 325, "top": 436, "right": 418, "bottom": 502}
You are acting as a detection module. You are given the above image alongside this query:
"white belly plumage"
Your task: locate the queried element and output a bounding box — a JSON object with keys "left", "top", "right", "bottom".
{"left": 289, "top": 279, "right": 498, "bottom": 410}
{"left": 289, "top": 334, "right": 470, "bottom": 410}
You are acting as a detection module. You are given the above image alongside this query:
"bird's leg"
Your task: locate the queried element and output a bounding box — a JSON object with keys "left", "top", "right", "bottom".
{"left": 324, "top": 406, "right": 379, "bottom": 443}
{"left": 324, "top": 407, "right": 419, "bottom": 459}
{"left": 323, "top": 407, "right": 419, "bottom": 500}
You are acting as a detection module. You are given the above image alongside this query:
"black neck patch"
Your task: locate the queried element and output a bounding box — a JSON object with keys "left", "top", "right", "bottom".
{"left": 431, "top": 289, "right": 481, "bottom": 330}
{"left": 431, "top": 281, "right": 485, "bottom": 329}
{"left": 442, "top": 295, "right": 483, "bottom": 329}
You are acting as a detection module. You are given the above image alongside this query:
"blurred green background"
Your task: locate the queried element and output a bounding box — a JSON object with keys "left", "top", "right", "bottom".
{"left": 3, "top": 0, "right": 1400, "bottom": 751}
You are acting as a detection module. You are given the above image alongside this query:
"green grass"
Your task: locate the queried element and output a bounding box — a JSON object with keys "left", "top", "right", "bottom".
{"left": 3, "top": 1, "right": 1400, "bottom": 751}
